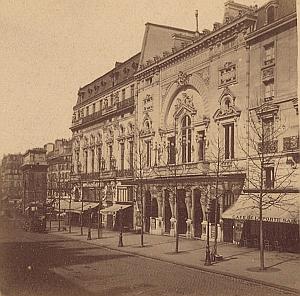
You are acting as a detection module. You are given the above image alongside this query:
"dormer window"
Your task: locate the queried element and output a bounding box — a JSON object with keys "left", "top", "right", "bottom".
{"left": 145, "top": 77, "right": 153, "bottom": 86}
{"left": 266, "top": 5, "right": 275, "bottom": 24}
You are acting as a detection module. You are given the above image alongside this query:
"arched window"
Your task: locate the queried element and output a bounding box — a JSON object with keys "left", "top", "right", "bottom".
{"left": 181, "top": 115, "right": 192, "bottom": 163}
{"left": 224, "top": 97, "right": 231, "bottom": 110}
{"left": 266, "top": 6, "right": 275, "bottom": 24}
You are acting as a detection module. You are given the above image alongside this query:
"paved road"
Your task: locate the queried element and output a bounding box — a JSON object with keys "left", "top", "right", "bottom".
{"left": 0, "top": 219, "right": 298, "bottom": 296}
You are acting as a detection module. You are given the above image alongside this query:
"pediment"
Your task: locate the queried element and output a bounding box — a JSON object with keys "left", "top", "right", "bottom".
{"left": 213, "top": 105, "right": 241, "bottom": 122}
{"left": 219, "top": 86, "right": 236, "bottom": 104}
{"left": 255, "top": 102, "right": 279, "bottom": 117}
{"left": 174, "top": 92, "right": 197, "bottom": 119}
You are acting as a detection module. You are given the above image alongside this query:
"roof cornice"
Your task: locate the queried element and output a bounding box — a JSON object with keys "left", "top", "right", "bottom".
{"left": 135, "top": 14, "right": 257, "bottom": 79}
{"left": 245, "top": 12, "right": 297, "bottom": 42}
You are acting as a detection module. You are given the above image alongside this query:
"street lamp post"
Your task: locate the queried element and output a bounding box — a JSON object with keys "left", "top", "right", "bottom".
{"left": 118, "top": 207, "right": 124, "bottom": 247}
{"left": 87, "top": 206, "right": 92, "bottom": 240}
{"left": 58, "top": 170, "right": 61, "bottom": 232}
{"left": 204, "top": 199, "right": 212, "bottom": 266}
{"left": 97, "top": 157, "right": 104, "bottom": 239}
{"left": 77, "top": 161, "right": 84, "bottom": 236}
{"left": 68, "top": 178, "right": 72, "bottom": 233}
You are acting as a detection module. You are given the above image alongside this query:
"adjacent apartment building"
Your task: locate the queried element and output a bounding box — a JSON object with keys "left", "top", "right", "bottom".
{"left": 21, "top": 148, "right": 48, "bottom": 211}
{"left": 0, "top": 154, "right": 23, "bottom": 214}
{"left": 70, "top": 53, "right": 140, "bottom": 229}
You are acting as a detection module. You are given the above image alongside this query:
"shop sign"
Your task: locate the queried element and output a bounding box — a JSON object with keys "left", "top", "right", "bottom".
{"left": 232, "top": 215, "right": 298, "bottom": 224}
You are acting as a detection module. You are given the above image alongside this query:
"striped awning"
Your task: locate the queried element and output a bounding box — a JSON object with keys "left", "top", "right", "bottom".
{"left": 222, "top": 193, "right": 299, "bottom": 224}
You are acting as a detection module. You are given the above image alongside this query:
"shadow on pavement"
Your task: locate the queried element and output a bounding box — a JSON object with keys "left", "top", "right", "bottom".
{"left": 0, "top": 236, "right": 133, "bottom": 296}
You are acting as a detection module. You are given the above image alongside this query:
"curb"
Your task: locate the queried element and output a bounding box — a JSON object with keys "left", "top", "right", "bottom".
{"left": 51, "top": 230, "right": 300, "bottom": 295}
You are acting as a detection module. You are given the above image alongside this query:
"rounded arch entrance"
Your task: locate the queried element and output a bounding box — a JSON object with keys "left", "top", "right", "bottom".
{"left": 144, "top": 190, "right": 160, "bottom": 233}
{"left": 177, "top": 189, "right": 188, "bottom": 235}
{"left": 193, "top": 188, "right": 204, "bottom": 238}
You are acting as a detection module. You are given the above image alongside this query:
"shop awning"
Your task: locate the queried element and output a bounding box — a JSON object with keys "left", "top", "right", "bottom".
{"left": 55, "top": 201, "right": 99, "bottom": 213}
{"left": 100, "top": 204, "right": 132, "bottom": 214}
{"left": 222, "top": 193, "right": 299, "bottom": 224}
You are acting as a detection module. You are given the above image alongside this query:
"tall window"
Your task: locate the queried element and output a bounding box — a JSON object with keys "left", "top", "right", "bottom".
{"left": 97, "top": 147, "right": 102, "bottom": 171}
{"left": 122, "top": 89, "right": 125, "bottom": 101}
{"left": 168, "top": 136, "right": 176, "bottom": 164}
{"left": 120, "top": 143, "right": 125, "bottom": 171}
{"left": 109, "top": 145, "right": 113, "bottom": 170}
{"left": 99, "top": 100, "right": 103, "bottom": 111}
{"left": 146, "top": 141, "right": 152, "bottom": 167}
{"left": 264, "top": 43, "right": 274, "bottom": 65}
{"left": 92, "top": 103, "right": 96, "bottom": 113}
{"left": 130, "top": 85, "right": 134, "bottom": 98}
{"left": 91, "top": 149, "right": 95, "bottom": 173}
{"left": 264, "top": 167, "right": 274, "bottom": 189}
{"left": 86, "top": 106, "right": 89, "bottom": 116}
{"left": 197, "top": 131, "right": 205, "bottom": 161}
{"left": 223, "top": 191, "right": 235, "bottom": 211}
{"left": 85, "top": 150, "right": 88, "bottom": 173}
{"left": 129, "top": 141, "right": 134, "bottom": 170}
{"left": 224, "top": 123, "right": 234, "bottom": 159}
{"left": 181, "top": 115, "right": 192, "bottom": 163}
{"left": 264, "top": 80, "right": 274, "bottom": 101}
{"left": 262, "top": 117, "right": 274, "bottom": 143}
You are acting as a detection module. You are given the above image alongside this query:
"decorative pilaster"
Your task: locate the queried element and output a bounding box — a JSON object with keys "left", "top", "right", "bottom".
{"left": 185, "top": 188, "right": 193, "bottom": 238}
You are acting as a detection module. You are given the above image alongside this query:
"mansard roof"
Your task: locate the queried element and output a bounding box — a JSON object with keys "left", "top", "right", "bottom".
{"left": 139, "top": 23, "right": 195, "bottom": 68}
{"left": 75, "top": 52, "right": 140, "bottom": 108}
{"left": 136, "top": 3, "right": 257, "bottom": 78}
{"left": 255, "top": 0, "right": 296, "bottom": 30}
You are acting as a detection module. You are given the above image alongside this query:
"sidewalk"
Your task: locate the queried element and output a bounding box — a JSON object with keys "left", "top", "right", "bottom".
{"left": 48, "top": 223, "right": 300, "bottom": 294}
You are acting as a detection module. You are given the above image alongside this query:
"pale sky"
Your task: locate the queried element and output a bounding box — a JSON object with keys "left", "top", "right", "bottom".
{"left": 0, "top": 0, "right": 266, "bottom": 158}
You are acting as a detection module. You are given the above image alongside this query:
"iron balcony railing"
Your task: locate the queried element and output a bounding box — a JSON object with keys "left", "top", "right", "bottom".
{"left": 283, "top": 136, "right": 299, "bottom": 152}
{"left": 116, "top": 169, "right": 134, "bottom": 178}
{"left": 72, "top": 97, "right": 134, "bottom": 127}
{"left": 258, "top": 140, "right": 278, "bottom": 154}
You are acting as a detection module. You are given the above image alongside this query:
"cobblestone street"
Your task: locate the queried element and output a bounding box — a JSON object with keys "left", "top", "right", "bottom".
{"left": 0, "top": 220, "right": 299, "bottom": 296}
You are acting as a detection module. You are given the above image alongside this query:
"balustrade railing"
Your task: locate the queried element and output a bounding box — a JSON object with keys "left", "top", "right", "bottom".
{"left": 72, "top": 97, "right": 134, "bottom": 127}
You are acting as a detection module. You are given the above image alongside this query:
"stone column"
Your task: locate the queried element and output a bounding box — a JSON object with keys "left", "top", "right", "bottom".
{"left": 191, "top": 187, "right": 195, "bottom": 238}
{"left": 156, "top": 186, "right": 164, "bottom": 235}
{"left": 185, "top": 188, "right": 193, "bottom": 238}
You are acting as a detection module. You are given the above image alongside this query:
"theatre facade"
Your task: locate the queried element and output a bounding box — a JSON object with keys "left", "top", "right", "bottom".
{"left": 70, "top": 0, "right": 299, "bottom": 247}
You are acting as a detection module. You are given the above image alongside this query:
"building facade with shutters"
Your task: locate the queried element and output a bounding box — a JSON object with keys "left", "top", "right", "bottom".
{"left": 45, "top": 139, "right": 73, "bottom": 202}
{"left": 70, "top": 53, "right": 140, "bottom": 230}
{"left": 21, "top": 148, "right": 48, "bottom": 211}
{"left": 221, "top": 0, "right": 299, "bottom": 248}
{"left": 0, "top": 154, "right": 23, "bottom": 215}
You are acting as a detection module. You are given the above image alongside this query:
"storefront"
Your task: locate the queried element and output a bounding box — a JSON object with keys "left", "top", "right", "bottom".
{"left": 100, "top": 203, "right": 133, "bottom": 231}
{"left": 222, "top": 193, "right": 299, "bottom": 251}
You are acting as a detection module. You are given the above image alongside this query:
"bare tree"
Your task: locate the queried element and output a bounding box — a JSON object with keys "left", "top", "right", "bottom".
{"left": 238, "top": 108, "right": 296, "bottom": 270}
{"left": 198, "top": 123, "right": 244, "bottom": 260}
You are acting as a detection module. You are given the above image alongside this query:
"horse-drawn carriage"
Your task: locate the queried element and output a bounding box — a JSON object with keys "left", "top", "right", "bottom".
{"left": 23, "top": 202, "right": 47, "bottom": 233}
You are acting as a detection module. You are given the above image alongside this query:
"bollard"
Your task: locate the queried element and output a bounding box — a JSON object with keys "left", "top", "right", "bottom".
{"left": 118, "top": 231, "right": 123, "bottom": 247}
{"left": 87, "top": 228, "right": 92, "bottom": 240}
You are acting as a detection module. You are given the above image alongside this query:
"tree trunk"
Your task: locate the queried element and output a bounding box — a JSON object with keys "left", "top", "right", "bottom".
{"left": 259, "top": 195, "right": 264, "bottom": 270}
